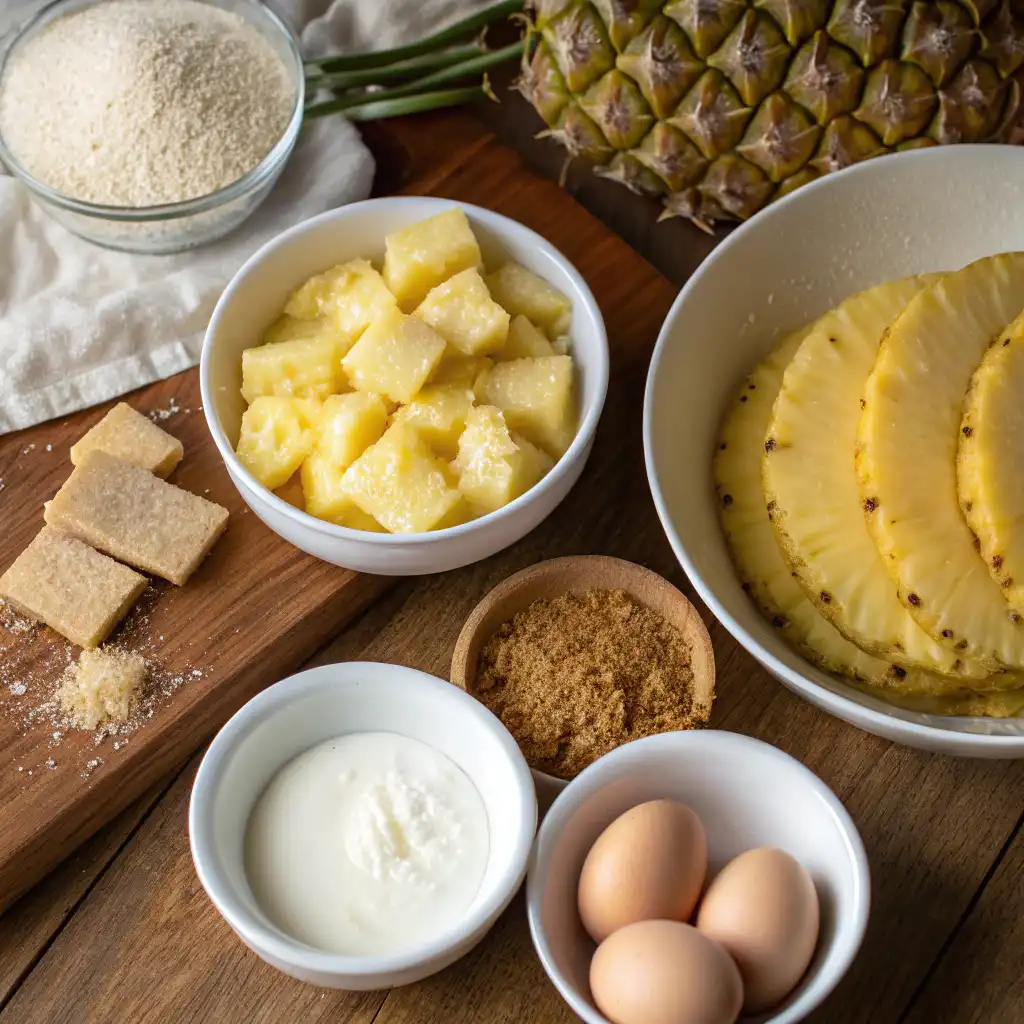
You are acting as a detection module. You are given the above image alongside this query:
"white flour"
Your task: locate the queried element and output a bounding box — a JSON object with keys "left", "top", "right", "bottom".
{"left": 0, "top": 0, "right": 295, "bottom": 207}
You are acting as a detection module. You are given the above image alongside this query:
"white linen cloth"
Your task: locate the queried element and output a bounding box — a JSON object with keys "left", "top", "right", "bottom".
{"left": 0, "top": 0, "right": 491, "bottom": 433}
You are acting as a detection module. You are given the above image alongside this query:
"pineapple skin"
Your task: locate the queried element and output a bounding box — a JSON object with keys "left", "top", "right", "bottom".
{"left": 856, "top": 253, "right": 1024, "bottom": 675}
{"left": 958, "top": 312, "right": 1024, "bottom": 614}
{"left": 522, "top": 1, "right": 1024, "bottom": 227}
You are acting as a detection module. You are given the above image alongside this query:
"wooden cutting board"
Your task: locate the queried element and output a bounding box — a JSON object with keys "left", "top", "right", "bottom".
{"left": 0, "top": 112, "right": 678, "bottom": 914}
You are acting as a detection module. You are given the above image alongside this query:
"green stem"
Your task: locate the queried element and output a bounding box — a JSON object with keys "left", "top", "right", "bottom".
{"left": 305, "top": 0, "right": 523, "bottom": 73}
{"left": 305, "top": 86, "right": 487, "bottom": 123}
{"left": 305, "top": 43, "right": 484, "bottom": 91}
{"left": 306, "top": 40, "right": 522, "bottom": 113}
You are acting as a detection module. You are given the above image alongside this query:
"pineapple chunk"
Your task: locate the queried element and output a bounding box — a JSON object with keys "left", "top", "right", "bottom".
{"left": 485, "top": 263, "right": 572, "bottom": 338}
{"left": 430, "top": 354, "right": 494, "bottom": 388}
{"left": 341, "top": 307, "right": 446, "bottom": 404}
{"left": 262, "top": 314, "right": 334, "bottom": 347}
{"left": 476, "top": 355, "right": 576, "bottom": 458}
{"left": 241, "top": 335, "right": 344, "bottom": 404}
{"left": 341, "top": 422, "right": 463, "bottom": 534}
{"left": 236, "top": 397, "right": 320, "bottom": 490}
{"left": 314, "top": 392, "right": 389, "bottom": 469}
{"left": 414, "top": 268, "right": 509, "bottom": 356}
{"left": 499, "top": 315, "right": 556, "bottom": 361}
{"left": 391, "top": 385, "right": 475, "bottom": 459}
{"left": 382, "top": 208, "right": 483, "bottom": 310}
{"left": 284, "top": 259, "right": 398, "bottom": 353}
{"left": 454, "top": 405, "right": 554, "bottom": 515}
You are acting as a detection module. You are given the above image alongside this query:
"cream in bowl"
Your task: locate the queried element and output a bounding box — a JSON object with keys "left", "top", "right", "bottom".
{"left": 201, "top": 197, "right": 609, "bottom": 574}
{"left": 189, "top": 662, "right": 537, "bottom": 989}
{"left": 245, "top": 732, "right": 489, "bottom": 957}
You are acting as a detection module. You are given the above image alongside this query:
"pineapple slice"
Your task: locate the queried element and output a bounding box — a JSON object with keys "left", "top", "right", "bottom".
{"left": 430, "top": 354, "right": 494, "bottom": 388}
{"left": 958, "top": 310, "right": 1024, "bottom": 613}
{"left": 236, "top": 397, "right": 320, "bottom": 491}
{"left": 391, "top": 384, "right": 475, "bottom": 459}
{"left": 284, "top": 259, "right": 398, "bottom": 354}
{"left": 341, "top": 307, "right": 446, "bottom": 404}
{"left": 382, "top": 208, "right": 482, "bottom": 310}
{"left": 715, "top": 325, "right": 963, "bottom": 696}
{"left": 340, "top": 422, "right": 464, "bottom": 533}
{"left": 499, "top": 315, "right": 556, "bottom": 361}
{"left": 262, "top": 314, "right": 333, "bottom": 347}
{"left": 241, "top": 335, "right": 344, "bottom": 404}
{"left": 414, "top": 268, "right": 510, "bottom": 356}
{"left": 763, "top": 276, "right": 989, "bottom": 680}
{"left": 484, "top": 263, "right": 572, "bottom": 339}
{"left": 454, "top": 405, "right": 554, "bottom": 515}
{"left": 858, "top": 252, "right": 1024, "bottom": 672}
{"left": 475, "top": 355, "right": 576, "bottom": 458}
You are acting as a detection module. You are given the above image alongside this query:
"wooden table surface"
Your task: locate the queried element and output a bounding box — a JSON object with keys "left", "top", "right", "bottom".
{"left": 1, "top": 97, "right": 1023, "bottom": 1024}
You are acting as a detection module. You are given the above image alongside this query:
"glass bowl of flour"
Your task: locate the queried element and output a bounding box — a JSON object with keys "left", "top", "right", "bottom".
{"left": 0, "top": 0, "right": 304, "bottom": 254}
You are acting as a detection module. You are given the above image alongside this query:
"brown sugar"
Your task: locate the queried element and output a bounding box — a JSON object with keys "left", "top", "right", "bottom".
{"left": 474, "top": 588, "right": 710, "bottom": 779}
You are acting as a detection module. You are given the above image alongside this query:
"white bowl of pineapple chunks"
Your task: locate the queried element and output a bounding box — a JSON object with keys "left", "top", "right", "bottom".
{"left": 646, "top": 144, "right": 1024, "bottom": 758}
{"left": 202, "top": 198, "right": 607, "bottom": 575}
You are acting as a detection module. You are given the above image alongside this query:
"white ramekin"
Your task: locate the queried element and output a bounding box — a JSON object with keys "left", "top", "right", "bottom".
{"left": 201, "top": 196, "right": 609, "bottom": 575}
{"left": 189, "top": 661, "right": 537, "bottom": 989}
{"left": 527, "top": 730, "right": 870, "bottom": 1024}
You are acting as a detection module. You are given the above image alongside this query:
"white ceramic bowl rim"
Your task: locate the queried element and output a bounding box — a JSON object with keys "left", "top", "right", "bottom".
{"left": 0, "top": 0, "right": 306, "bottom": 220}
{"left": 189, "top": 663, "right": 538, "bottom": 975}
{"left": 643, "top": 144, "right": 1024, "bottom": 753}
{"left": 201, "top": 196, "right": 610, "bottom": 545}
{"left": 527, "top": 730, "right": 871, "bottom": 1024}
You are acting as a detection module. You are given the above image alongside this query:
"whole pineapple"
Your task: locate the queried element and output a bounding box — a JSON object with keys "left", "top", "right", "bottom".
{"left": 519, "top": 0, "right": 1024, "bottom": 228}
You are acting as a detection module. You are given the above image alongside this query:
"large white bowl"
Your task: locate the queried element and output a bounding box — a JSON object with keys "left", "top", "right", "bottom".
{"left": 645, "top": 145, "right": 1024, "bottom": 758}
{"left": 189, "top": 662, "right": 537, "bottom": 989}
{"left": 527, "top": 731, "right": 869, "bottom": 1024}
{"left": 201, "top": 197, "right": 609, "bottom": 575}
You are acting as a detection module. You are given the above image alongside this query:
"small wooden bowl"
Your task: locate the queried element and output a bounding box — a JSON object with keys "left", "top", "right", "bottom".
{"left": 451, "top": 555, "right": 716, "bottom": 810}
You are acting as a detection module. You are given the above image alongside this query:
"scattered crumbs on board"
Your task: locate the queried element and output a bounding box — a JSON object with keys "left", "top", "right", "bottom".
{"left": 147, "top": 396, "right": 195, "bottom": 422}
{"left": 0, "top": 585, "right": 206, "bottom": 777}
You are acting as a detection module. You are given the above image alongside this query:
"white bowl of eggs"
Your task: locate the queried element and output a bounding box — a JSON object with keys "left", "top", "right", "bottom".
{"left": 526, "top": 730, "right": 869, "bottom": 1024}
{"left": 201, "top": 196, "right": 609, "bottom": 575}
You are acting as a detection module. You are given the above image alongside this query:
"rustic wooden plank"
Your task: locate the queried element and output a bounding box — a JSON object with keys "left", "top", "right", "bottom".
{"left": 0, "top": 369, "right": 392, "bottom": 911}
{"left": 902, "top": 816, "right": 1024, "bottom": 1024}
{"left": 0, "top": 777, "right": 174, "bottom": 1007}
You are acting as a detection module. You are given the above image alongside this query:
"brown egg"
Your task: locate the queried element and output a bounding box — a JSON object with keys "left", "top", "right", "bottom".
{"left": 696, "top": 847, "right": 820, "bottom": 1013}
{"left": 590, "top": 920, "right": 743, "bottom": 1024}
{"left": 577, "top": 799, "right": 707, "bottom": 944}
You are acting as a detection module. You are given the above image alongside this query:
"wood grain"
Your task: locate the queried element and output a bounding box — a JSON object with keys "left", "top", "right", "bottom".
{"left": 903, "top": 816, "right": 1024, "bottom": 1024}
{"left": 0, "top": 376, "right": 392, "bottom": 913}
{"left": 3, "top": 107, "right": 1024, "bottom": 1023}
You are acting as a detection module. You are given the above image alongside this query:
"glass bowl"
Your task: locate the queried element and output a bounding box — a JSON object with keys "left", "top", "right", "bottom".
{"left": 0, "top": 0, "right": 305, "bottom": 255}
